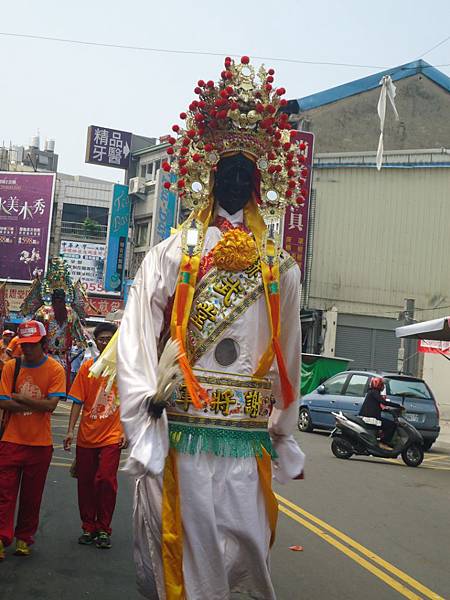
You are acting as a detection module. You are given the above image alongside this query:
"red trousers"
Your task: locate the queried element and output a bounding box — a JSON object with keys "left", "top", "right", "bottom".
{"left": 0, "top": 441, "right": 52, "bottom": 546}
{"left": 76, "top": 444, "right": 121, "bottom": 535}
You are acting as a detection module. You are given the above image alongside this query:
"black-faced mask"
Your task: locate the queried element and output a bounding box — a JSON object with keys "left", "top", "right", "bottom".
{"left": 213, "top": 154, "right": 255, "bottom": 215}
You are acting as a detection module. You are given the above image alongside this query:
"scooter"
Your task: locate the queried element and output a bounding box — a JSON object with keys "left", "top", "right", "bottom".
{"left": 330, "top": 405, "right": 424, "bottom": 467}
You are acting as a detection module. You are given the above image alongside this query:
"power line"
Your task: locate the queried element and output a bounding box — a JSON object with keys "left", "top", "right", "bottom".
{"left": 0, "top": 31, "right": 386, "bottom": 68}
{"left": 417, "top": 34, "right": 450, "bottom": 59}
{"left": 0, "top": 31, "right": 405, "bottom": 70}
{"left": 1, "top": 32, "right": 449, "bottom": 70}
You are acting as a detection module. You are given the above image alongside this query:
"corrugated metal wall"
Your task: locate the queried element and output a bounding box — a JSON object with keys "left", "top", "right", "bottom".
{"left": 308, "top": 166, "right": 450, "bottom": 319}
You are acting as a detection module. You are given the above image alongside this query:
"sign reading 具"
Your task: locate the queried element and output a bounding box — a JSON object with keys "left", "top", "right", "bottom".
{"left": 0, "top": 172, "right": 55, "bottom": 283}
{"left": 60, "top": 240, "right": 106, "bottom": 294}
{"left": 85, "top": 125, "right": 132, "bottom": 170}
{"left": 104, "top": 184, "right": 130, "bottom": 292}
{"left": 282, "top": 132, "right": 314, "bottom": 283}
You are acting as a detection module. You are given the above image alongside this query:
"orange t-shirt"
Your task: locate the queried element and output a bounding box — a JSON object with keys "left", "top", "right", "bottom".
{"left": 6, "top": 336, "right": 22, "bottom": 358}
{"left": 0, "top": 356, "right": 66, "bottom": 446}
{"left": 0, "top": 342, "right": 11, "bottom": 372}
{"left": 68, "top": 358, "right": 123, "bottom": 448}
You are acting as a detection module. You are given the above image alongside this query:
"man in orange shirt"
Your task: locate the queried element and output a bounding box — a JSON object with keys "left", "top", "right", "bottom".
{"left": 0, "top": 330, "right": 15, "bottom": 379}
{"left": 5, "top": 333, "right": 21, "bottom": 359}
{"left": 64, "top": 322, "right": 126, "bottom": 550}
{"left": 0, "top": 320, "right": 66, "bottom": 560}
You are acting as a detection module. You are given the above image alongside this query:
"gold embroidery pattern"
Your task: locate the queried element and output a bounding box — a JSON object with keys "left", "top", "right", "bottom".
{"left": 187, "top": 254, "right": 294, "bottom": 364}
{"left": 167, "top": 371, "right": 274, "bottom": 429}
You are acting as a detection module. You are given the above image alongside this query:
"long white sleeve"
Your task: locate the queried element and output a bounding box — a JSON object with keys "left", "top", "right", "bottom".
{"left": 117, "top": 233, "right": 181, "bottom": 444}
{"left": 268, "top": 261, "right": 305, "bottom": 482}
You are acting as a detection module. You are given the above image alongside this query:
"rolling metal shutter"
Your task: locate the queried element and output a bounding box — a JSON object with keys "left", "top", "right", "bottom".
{"left": 335, "top": 314, "right": 400, "bottom": 372}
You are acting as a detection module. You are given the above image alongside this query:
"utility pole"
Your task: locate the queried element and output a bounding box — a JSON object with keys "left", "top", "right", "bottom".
{"left": 398, "top": 298, "right": 416, "bottom": 375}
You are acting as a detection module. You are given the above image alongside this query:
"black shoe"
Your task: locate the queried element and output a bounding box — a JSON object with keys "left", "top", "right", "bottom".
{"left": 96, "top": 531, "right": 111, "bottom": 549}
{"left": 78, "top": 531, "right": 98, "bottom": 545}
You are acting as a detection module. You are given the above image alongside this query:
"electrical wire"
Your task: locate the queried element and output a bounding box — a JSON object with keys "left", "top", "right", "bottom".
{"left": 0, "top": 31, "right": 449, "bottom": 69}
{"left": 417, "top": 34, "right": 450, "bottom": 59}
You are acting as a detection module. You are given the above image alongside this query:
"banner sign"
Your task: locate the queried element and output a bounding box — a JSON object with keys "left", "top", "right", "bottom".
{"left": 282, "top": 132, "right": 314, "bottom": 282}
{"left": 0, "top": 172, "right": 55, "bottom": 283}
{"left": 418, "top": 339, "right": 450, "bottom": 355}
{"left": 86, "top": 296, "right": 124, "bottom": 317}
{"left": 3, "top": 283, "right": 31, "bottom": 313}
{"left": 85, "top": 125, "right": 132, "bottom": 170}
{"left": 104, "top": 184, "right": 130, "bottom": 292}
{"left": 60, "top": 240, "right": 106, "bottom": 294}
{"left": 150, "top": 171, "right": 177, "bottom": 246}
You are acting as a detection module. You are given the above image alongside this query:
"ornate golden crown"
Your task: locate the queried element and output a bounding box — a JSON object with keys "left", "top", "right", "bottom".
{"left": 162, "top": 56, "right": 309, "bottom": 222}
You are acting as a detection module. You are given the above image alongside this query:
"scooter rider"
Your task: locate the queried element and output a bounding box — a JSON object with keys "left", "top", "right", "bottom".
{"left": 359, "top": 377, "right": 400, "bottom": 450}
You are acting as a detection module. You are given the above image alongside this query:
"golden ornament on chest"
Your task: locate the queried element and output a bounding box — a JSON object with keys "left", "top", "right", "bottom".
{"left": 212, "top": 229, "right": 258, "bottom": 272}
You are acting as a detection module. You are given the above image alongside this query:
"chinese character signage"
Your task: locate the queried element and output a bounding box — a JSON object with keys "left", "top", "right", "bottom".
{"left": 86, "top": 296, "right": 124, "bottom": 317}
{"left": 60, "top": 240, "right": 106, "bottom": 294}
{"left": 85, "top": 125, "right": 132, "bottom": 170}
{"left": 105, "top": 184, "right": 130, "bottom": 292}
{"left": 3, "top": 283, "right": 31, "bottom": 313}
{"left": 282, "top": 132, "right": 314, "bottom": 282}
{"left": 150, "top": 171, "right": 177, "bottom": 246}
{"left": 0, "top": 172, "right": 55, "bottom": 283}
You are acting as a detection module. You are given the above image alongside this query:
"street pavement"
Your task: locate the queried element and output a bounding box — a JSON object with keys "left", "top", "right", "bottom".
{"left": 1, "top": 402, "right": 449, "bottom": 600}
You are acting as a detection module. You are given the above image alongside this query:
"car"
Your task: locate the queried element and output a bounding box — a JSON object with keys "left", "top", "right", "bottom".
{"left": 299, "top": 370, "right": 440, "bottom": 450}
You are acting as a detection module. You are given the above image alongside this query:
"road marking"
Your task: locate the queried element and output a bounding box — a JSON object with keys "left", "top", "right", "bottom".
{"left": 364, "top": 456, "right": 450, "bottom": 472}
{"left": 422, "top": 455, "right": 450, "bottom": 463}
{"left": 50, "top": 462, "right": 71, "bottom": 468}
{"left": 422, "top": 464, "right": 450, "bottom": 471}
{"left": 276, "top": 494, "right": 445, "bottom": 600}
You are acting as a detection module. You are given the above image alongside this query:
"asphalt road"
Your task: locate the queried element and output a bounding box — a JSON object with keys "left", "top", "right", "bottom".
{"left": 1, "top": 403, "right": 449, "bottom": 600}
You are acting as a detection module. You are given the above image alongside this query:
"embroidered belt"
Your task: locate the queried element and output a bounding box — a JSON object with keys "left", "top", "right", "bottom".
{"left": 166, "top": 370, "right": 276, "bottom": 458}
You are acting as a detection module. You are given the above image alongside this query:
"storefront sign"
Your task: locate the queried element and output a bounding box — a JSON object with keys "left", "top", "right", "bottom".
{"left": 282, "top": 132, "right": 314, "bottom": 282}
{"left": 85, "top": 125, "right": 132, "bottom": 170}
{"left": 60, "top": 240, "right": 106, "bottom": 294}
{"left": 4, "top": 283, "right": 31, "bottom": 312}
{"left": 104, "top": 184, "right": 130, "bottom": 292}
{"left": 87, "top": 296, "right": 124, "bottom": 317}
{"left": 0, "top": 172, "right": 55, "bottom": 282}
{"left": 151, "top": 171, "right": 177, "bottom": 246}
{"left": 418, "top": 339, "right": 450, "bottom": 354}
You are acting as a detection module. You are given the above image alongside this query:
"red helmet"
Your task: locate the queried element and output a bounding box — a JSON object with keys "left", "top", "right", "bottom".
{"left": 370, "top": 377, "right": 385, "bottom": 391}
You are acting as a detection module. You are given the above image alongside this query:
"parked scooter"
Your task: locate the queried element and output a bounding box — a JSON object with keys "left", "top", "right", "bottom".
{"left": 330, "top": 405, "right": 424, "bottom": 467}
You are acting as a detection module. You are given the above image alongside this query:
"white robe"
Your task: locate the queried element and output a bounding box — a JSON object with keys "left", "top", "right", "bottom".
{"left": 117, "top": 208, "right": 304, "bottom": 600}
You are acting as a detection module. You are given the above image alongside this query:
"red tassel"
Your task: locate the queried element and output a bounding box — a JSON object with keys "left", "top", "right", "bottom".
{"left": 176, "top": 282, "right": 189, "bottom": 326}
{"left": 175, "top": 326, "right": 209, "bottom": 409}
{"left": 268, "top": 293, "right": 280, "bottom": 334}
{"left": 273, "top": 338, "right": 295, "bottom": 408}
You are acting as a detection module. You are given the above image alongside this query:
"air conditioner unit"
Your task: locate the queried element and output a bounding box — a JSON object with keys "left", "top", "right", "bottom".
{"left": 129, "top": 177, "right": 145, "bottom": 195}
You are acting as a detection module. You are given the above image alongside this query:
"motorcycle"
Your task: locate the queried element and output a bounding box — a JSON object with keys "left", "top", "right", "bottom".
{"left": 330, "top": 405, "right": 424, "bottom": 467}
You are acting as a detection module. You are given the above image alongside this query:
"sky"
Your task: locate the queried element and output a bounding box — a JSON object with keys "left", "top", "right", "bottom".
{"left": 1, "top": 0, "right": 450, "bottom": 182}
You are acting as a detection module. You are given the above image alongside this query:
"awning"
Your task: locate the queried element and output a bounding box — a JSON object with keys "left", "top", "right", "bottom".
{"left": 395, "top": 317, "right": 450, "bottom": 341}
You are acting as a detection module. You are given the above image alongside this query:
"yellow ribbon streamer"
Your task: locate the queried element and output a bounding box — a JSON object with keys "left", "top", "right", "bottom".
{"left": 256, "top": 446, "right": 279, "bottom": 547}
{"left": 162, "top": 449, "right": 186, "bottom": 600}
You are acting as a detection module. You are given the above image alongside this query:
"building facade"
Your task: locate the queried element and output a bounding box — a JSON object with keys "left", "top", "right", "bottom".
{"left": 126, "top": 141, "right": 170, "bottom": 277}
{"left": 287, "top": 61, "right": 450, "bottom": 415}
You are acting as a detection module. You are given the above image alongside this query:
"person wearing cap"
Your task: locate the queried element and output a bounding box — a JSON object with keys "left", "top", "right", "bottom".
{"left": 0, "top": 320, "right": 66, "bottom": 560}
{"left": 64, "top": 322, "right": 127, "bottom": 550}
